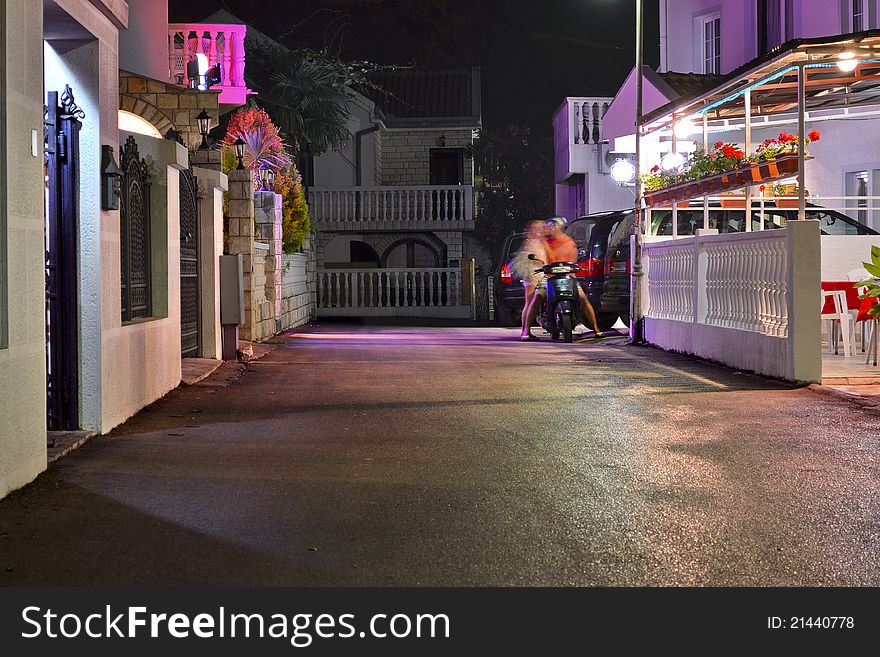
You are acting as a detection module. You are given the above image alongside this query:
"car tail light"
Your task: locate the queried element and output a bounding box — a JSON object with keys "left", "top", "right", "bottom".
{"left": 576, "top": 258, "right": 602, "bottom": 278}
{"left": 501, "top": 263, "right": 512, "bottom": 284}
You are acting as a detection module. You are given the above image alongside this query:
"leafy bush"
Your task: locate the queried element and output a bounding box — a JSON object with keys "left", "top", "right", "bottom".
{"left": 273, "top": 165, "right": 311, "bottom": 254}
{"left": 221, "top": 107, "right": 292, "bottom": 186}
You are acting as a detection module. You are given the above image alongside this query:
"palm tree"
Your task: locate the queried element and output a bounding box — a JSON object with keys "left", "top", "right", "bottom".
{"left": 245, "top": 41, "right": 356, "bottom": 158}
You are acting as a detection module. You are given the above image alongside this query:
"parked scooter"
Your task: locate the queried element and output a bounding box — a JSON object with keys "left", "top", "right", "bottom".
{"left": 528, "top": 253, "right": 579, "bottom": 343}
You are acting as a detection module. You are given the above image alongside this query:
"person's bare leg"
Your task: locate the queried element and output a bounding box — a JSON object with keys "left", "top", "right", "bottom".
{"left": 520, "top": 284, "right": 534, "bottom": 336}
{"left": 578, "top": 286, "right": 602, "bottom": 336}
{"left": 520, "top": 292, "right": 542, "bottom": 339}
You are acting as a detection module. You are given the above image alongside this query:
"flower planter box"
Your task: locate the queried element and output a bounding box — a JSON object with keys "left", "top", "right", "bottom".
{"left": 719, "top": 194, "right": 746, "bottom": 209}
{"left": 642, "top": 154, "right": 808, "bottom": 208}
{"left": 775, "top": 197, "right": 799, "bottom": 209}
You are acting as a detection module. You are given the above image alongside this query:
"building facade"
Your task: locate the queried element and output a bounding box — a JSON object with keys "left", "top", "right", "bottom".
{"left": 0, "top": 0, "right": 247, "bottom": 501}
{"left": 557, "top": 0, "right": 880, "bottom": 229}
{"left": 310, "top": 69, "right": 483, "bottom": 318}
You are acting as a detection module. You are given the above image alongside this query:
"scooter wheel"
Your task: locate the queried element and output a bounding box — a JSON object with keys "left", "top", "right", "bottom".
{"left": 562, "top": 314, "right": 574, "bottom": 343}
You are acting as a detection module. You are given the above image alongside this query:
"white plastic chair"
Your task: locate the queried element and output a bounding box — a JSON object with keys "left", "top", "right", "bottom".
{"left": 847, "top": 268, "right": 871, "bottom": 351}
{"left": 821, "top": 289, "right": 854, "bottom": 358}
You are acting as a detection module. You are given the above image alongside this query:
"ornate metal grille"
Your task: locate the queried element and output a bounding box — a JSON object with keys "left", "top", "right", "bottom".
{"left": 179, "top": 165, "right": 201, "bottom": 356}
{"left": 120, "top": 136, "right": 152, "bottom": 322}
{"left": 45, "top": 85, "right": 84, "bottom": 431}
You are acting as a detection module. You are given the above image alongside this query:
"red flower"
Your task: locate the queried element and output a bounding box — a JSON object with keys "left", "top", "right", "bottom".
{"left": 778, "top": 131, "right": 796, "bottom": 143}
{"left": 650, "top": 165, "right": 660, "bottom": 173}
{"left": 808, "top": 130, "right": 821, "bottom": 142}
{"left": 714, "top": 141, "right": 724, "bottom": 149}
{"left": 759, "top": 185, "right": 765, "bottom": 192}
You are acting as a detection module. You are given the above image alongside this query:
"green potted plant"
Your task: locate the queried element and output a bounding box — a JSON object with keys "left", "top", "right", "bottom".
{"left": 857, "top": 245, "right": 880, "bottom": 321}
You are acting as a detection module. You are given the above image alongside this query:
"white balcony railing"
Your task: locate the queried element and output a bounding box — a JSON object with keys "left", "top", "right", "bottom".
{"left": 554, "top": 96, "right": 611, "bottom": 147}
{"left": 168, "top": 23, "right": 250, "bottom": 106}
{"left": 317, "top": 268, "right": 469, "bottom": 318}
{"left": 308, "top": 186, "right": 474, "bottom": 230}
{"left": 553, "top": 96, "right": 612, "bottom": 182}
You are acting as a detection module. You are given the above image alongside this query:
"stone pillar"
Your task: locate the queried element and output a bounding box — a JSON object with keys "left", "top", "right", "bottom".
{"left": 190, "top": 148, "right": 222, "bottom": 172}
{"left": 225, "top": 169, "right": 257, "bottom": 340}
{"left": 254, "top": 191, "right": 284, "bottom": 332}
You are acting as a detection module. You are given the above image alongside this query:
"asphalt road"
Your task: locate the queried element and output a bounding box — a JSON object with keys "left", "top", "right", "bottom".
{"left": 1, "top": 324, "right": 878, "bottom": 586}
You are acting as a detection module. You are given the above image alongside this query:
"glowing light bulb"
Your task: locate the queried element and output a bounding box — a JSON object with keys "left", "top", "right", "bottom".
{"left": 673, "top": 119, "right": 695, "bottom": 139}
{"left": 610, "top": 159, "right": 636, "bottom": 183}
{"left": 838, "top": 52, "right": 858, "bottom": 72}
{"left": 661, "top": 151, "right": 685, "bottom": 171}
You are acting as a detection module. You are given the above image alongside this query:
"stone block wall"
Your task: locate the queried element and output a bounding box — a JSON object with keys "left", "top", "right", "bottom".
{"left": 255, "top": 191, "right": 283, "bottom": 325}
{"left": 377, "top": 127, "right": 473, "bottom": 186}
{"left": 281, "top": 253, "right": 313, "bottom": 330}
{"left": 120, "top": 70, "right": 220, "bottom": 151}
{"left": 227, "top": 178, "right": 314, "bottom": 340}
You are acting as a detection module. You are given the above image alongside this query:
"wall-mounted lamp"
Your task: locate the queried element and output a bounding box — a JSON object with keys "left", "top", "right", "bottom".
{"left": 436, "top": 134, "right": 447, "bottom": 147}
{"left": 610, "top": 158, "right": 636, "bottom": 184}
{"left": 258, "top": 163, "right": 270, "bottom": 191}
{"left": 234, "top": 137, "right": 246, "bottom": 170}
{"left": 101, "top": 145, "right": 122, "bottom": 210}
{"left": 196, "top": 109, "right": 212, "bottom": 150}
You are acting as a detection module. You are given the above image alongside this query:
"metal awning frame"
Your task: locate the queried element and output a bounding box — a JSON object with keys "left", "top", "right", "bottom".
{"left": 638, "top": 32, "right": 880, "bottom": 233}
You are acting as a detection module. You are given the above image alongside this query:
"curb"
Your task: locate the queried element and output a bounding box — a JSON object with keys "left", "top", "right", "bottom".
{"left": 807, "top": 383, "right": 880, "bottom": 410}
{"left": 47, "top": 432, "right": 98, "bottom": 466}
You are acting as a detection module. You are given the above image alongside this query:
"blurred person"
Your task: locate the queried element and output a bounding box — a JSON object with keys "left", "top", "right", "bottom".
{"left": 512, "top": 220, "right": 548, "bottom": 341}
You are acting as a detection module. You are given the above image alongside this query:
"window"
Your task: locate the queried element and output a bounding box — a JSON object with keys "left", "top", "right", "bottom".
{"left": 429, "top": 149, "right": 464, "bottom": 186}
{"left": 853, "top": 0, "right": 866, "bottom": 32}
{"left": 698, "top": 13, "right": 721, "bottom": 74}
{"left": 758, "top": 0, "right": 794, "bottom": 53}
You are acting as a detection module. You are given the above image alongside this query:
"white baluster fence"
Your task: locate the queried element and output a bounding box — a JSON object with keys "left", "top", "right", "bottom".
{"left": 168, "top": 24, "right": 250, "bottom": 105}
{"left": 642, "top": 222, "right": 821, "bottom": 382}
{"left": 316, "top": 268, "right": 471, "bottom": 318}
{"left": 308, "top": 186, "right": 474, "bottom": 230}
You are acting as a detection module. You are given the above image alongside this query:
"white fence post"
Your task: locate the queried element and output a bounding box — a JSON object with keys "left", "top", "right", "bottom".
{"left": 786, "top": 221, "right": 822, "bottom": 382}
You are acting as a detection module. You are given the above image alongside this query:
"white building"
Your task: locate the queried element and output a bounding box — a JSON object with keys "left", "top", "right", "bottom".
{"left": 0, "top": 0, "right": 244, "bottom": 501}
{"left": 557, "top": 0, "right": 880, "bottom": 230}
{"left": 309, "top": 69, "right": 483, "bottom": 318}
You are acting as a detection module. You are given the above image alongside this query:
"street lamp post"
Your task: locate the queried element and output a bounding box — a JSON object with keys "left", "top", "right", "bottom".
{"left": 629, "top": 0, "right": 645, "bottom": 344}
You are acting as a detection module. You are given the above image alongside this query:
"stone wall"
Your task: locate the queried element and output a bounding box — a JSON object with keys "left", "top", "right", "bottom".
{"left": 227, "top": 174, "right": 314, "bottom": 341}
{"left": 119, "top": 70, "right": 220, "bottom": 151}
{"left": 281, "top": 253, "right": 313, "bottom": 330}
{"left": 377, "top": 127, "right": 473, "bottom": 186}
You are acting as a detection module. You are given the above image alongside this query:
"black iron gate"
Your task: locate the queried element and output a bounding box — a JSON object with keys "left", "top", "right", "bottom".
{"left": 120, "top": 136, "right": 151, "bottom": 321}
{"left": 179, "top": 166, "right": 200, "bottom": 357}
{"left": 45, "top": 85, "right": 83, "bottom": 431}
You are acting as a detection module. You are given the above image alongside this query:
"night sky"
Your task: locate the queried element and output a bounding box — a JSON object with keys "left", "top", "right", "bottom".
{"left": 170, "top": 0, "right": 660, "bottom": 136}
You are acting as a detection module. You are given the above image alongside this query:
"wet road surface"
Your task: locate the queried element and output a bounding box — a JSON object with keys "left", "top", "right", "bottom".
{"left": 1, "top": 324, "right": 878, "bottom": 585}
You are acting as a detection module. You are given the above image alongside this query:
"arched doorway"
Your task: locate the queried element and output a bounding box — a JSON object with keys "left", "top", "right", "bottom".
{"left": 380, "top": 239, "right": 445, "bottom": 307}
{"left": 382, "top": 239, "right": 441, "bottom": 268}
